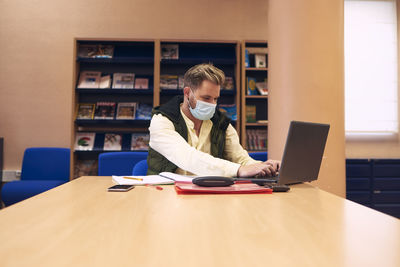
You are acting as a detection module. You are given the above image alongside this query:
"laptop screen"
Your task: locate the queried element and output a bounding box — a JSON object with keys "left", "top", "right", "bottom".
{"left": 277, "top": 121, "right": 330, "bottom": 185}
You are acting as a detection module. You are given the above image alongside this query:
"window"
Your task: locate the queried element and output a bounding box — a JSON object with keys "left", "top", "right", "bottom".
{"left": 345, "top": 0, "right": 398, "bottom": 137}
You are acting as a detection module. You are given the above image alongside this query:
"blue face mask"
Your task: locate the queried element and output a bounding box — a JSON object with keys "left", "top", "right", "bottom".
{"left": 188, "top": 93, "right": 216, "bottom": 121}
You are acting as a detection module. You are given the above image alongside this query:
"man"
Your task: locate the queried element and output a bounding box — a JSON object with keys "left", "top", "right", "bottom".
{"left": 147, "top": 63, "right": 279, "bottom": 177}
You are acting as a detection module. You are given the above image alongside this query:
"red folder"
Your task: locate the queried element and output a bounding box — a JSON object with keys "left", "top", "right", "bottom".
{"left": 175, "top": 182, "right": 273, "bottom": 194}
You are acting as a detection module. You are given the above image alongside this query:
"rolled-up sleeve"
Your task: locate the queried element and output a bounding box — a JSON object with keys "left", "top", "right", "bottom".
{"left": 149, "top": 114, "right": 241, "bottom": 177}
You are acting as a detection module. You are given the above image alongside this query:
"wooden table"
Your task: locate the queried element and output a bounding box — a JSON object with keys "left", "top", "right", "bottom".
{"left": 0, "top": 176, "right": 399, "bottom": 267}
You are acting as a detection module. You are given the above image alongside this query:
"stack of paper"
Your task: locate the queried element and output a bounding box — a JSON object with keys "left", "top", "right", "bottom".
{"left": 112, "top": 175, "right": 174, "bottom": 185}
{"left": 112, "top": 172, "right": 194, "bottom": 185}
{"left": 159, "top": 172, "right": 194, "bottom": 182}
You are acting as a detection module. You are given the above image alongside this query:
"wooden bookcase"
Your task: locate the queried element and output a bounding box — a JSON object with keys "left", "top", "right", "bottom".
{"left": 71, "top": 39, "right": 241, "bottom": 178}
{"left": 240, "top": 40, "right": 269, "bottom": 153}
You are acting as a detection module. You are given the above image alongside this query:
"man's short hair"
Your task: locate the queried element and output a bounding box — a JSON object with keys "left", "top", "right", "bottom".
{"left": 183, "top": 63, "right": 225, "bottom": 90}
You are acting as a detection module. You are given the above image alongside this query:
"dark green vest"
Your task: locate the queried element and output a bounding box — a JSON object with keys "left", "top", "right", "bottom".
{"left": 147, "top": 95, "right": 231, "bottom": 175}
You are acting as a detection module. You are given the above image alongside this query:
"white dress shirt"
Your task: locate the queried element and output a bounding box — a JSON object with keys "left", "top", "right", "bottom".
{"left": 148, "top": 106, "right": 258, "bottom": 177}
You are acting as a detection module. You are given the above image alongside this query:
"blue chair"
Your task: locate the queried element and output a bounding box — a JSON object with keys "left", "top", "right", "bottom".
{"left": 249, "top": 152, "right": 268, "bottom": 162}
{"left": 1, "top": 147, "right": 70, "bottom": 206}
{"left": 132, "top": 159, "right": 148, "bottom": 176}
{"left": 98, "top": 152, "right": 148, "bottom": 176}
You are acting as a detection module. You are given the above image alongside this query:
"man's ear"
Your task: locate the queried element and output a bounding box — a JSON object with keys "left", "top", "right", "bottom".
{"left": 183, "top": 87, "right": 190, "bottom": 98}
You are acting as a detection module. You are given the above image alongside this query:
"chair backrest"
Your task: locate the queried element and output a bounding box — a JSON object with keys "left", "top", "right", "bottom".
{"left": 98, "top": 152, "right": 148, "bottom": 176}
{"left": 249, "top": 152, "right": 268, "bottom": 162}
{"left": 132, "top": 159, "right": 148, "bottom": 176}
{"left": 21, "top": 147, "right": 70, "bottom": 181}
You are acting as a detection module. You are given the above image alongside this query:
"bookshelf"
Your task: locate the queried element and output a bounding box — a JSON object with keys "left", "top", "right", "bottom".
{"left": 159, "top": 40, "right": 241, "bottom": 133}
{"left": 71, "top": 39, "right": 241, "bottom": 178}
{"left": 240, "top": 41, "right": 269, "bottom": 153}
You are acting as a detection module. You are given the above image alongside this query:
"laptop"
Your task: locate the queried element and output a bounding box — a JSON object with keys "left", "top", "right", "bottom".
{"left": 271, "top": 120, "right": 330, "bottom": 186}
{"left": 191, "top": 120, "right": 330, "bottom": 190}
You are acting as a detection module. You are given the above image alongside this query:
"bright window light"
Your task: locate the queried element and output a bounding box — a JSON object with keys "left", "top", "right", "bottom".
{"left": 345, "top": 0, "right": 398, "bottom": 137}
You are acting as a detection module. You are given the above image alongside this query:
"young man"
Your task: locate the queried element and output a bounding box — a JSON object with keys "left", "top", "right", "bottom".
{"left": 147, "top": 63, "right": 280, "bottom": 177}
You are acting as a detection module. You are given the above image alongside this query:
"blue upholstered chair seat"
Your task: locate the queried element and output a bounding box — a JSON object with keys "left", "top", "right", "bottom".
{"left": 2, "top": 180, "right": 67, "bottom": 206}
{"left": 132, "top": 159, "right": 148, "bottom": 176}
{"left": 249, "top": 152, "right": 268, "bottom": 162}
{"left": 1, "top": 147, "right": 70, "bottom": 207}
{"left": 98, "top": 152, "right": 148, "bottom": 176}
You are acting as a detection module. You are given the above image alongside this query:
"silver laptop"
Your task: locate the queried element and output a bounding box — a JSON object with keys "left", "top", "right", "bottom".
{"left": 273, "top": 121, "right": 330, "bottom": 185}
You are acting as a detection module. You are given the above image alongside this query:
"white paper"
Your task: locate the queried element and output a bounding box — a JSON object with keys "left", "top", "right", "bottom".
{"left": 159, "top": 172, "right": 194, "bottom": 182}
{"left": 112, "top": 175, "right": 174, "bottom": 185}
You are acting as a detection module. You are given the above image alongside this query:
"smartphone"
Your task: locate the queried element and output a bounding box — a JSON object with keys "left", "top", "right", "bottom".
{"left": 108, "top": 184, "right": 135, "bottom": 192}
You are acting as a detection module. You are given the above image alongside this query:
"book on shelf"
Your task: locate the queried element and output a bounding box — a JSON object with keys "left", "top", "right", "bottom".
{"left": 222, "top": 77, "right": 234, "bottom": 90}
{"left": 255, "top": 81, "right": 268, "bottom": 95}
{"left": 103, "top": 133, "right": 122, "bottom": 151}
{"left": 178, "top": 75, "right": 184, "bottom": 89}
{"left": 246, "top": 105, "right": 257, "bottom": 123}
{"left": 131, "top": 133, "right": 150, "bottom": 150}
{"left": 116, "top": 102, "right": 137, "bottom": 120}
{"left": 160, "top": 75, "right": 178, "bottom": 89}
{"left": 77, "top": 71, "right": 101, "bottom": 88}
{"left": 247, "top": 77, "right": 258, "bottom": 95}
{"left": 247, "top": 129, "right": 268, "bottom": 151}
{"left": 134, "top": 78, "right": 149, "bottom": 89}
{"left": 161, "top": 44, "right": 179, "bottom": 59}
{"left": 255, "top": 54, "right": 267, "bottom": 68}
{"left": 78, "top": 44, "right": 114, "bottom": 58}
{"left": 76, "top": 103, "right": 95, "bottom": 120}
{"left": 94, "top": 102, "right": 116, "bottom": 119}
{"left": 112, "top": 73, "right": 135, "bottom": 89}
{"left": 99, "top": 75, "right": 112, "bottom": 88}
{"left": 74, "top": 159, "right": 98, "bottom": 178}
{"left": 74, "top": 132, "right": 95, "bottom": 151}
{"left": 218, "top": 104, "right": 237, "bottom": 121}
{"left": 245, "top": 49, "right": 250, "bottom": 68}
{"left": 135, "top": 104, "right": 152, "bottom": 120}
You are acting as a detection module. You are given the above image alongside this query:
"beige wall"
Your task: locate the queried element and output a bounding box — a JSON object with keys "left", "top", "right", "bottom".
{"left": 0, "top": 0, "right": 268, "bottom": 170}
{"left": 268, "top": 0, "right": 345, "bottom": 197}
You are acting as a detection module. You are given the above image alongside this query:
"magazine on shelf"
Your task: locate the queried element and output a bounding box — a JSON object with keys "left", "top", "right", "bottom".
{"left": 116, "top": 102, "right": 137, "bottom": 120}
{"left": 103, "top": 133, "right": 122, "bottom": 151}
{"left": 134, "top": 78, "right": 149, "bottom": 89}
{"left": 74, "top": 159, "right": 98, "bottom": 178}
{"left": 78, "top": 44, "right": 114, "bottom": 58}
{"left": 74, "top": 132, "right": 95, "bottom": 151}
{"left": 161, "top": 44, "right": 179, "bottom": 59}
{"left": 76, "top": 103, "right": 95, "bottom": 119}
{"left": 255, "top": 81, "right": 268, "bottom": 95}
{"left": 77, "top": 71, "right": 101, "bottom": 88}
{"left": 218, "top": 104, "right": 237, "bottom": 121}
{"left": 112, "top": 73, "right": 135, "bottom": 89}
{"left": 135, "top": 104, "right": 152, "bottom": 120}
{"left": 131, "top": 133, "right": 150, "bottom": 150}
{"left": 160, "top": 75, "right": 178, "bottom": 89}
{"left": 255, "top": 54, "right": 267, "bottom": 68}
{"left": 246, "top": 47, "right": 268, "bottom": 54}
{"left": 247, "top": 77, "right": 258, "bottom": 95}
{"left": 222, "top": 77, "right": 234, "bottom": 90}
{"left": 99, "top": 75, "right": 112, "bottom": 88}
{"left": 94, "top": 102, "right": 116, "bottom": 119}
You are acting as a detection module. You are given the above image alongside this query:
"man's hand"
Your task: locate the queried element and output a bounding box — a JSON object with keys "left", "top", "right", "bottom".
{"left": 237, "top": 159, "right": 281, "bottom": 178}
